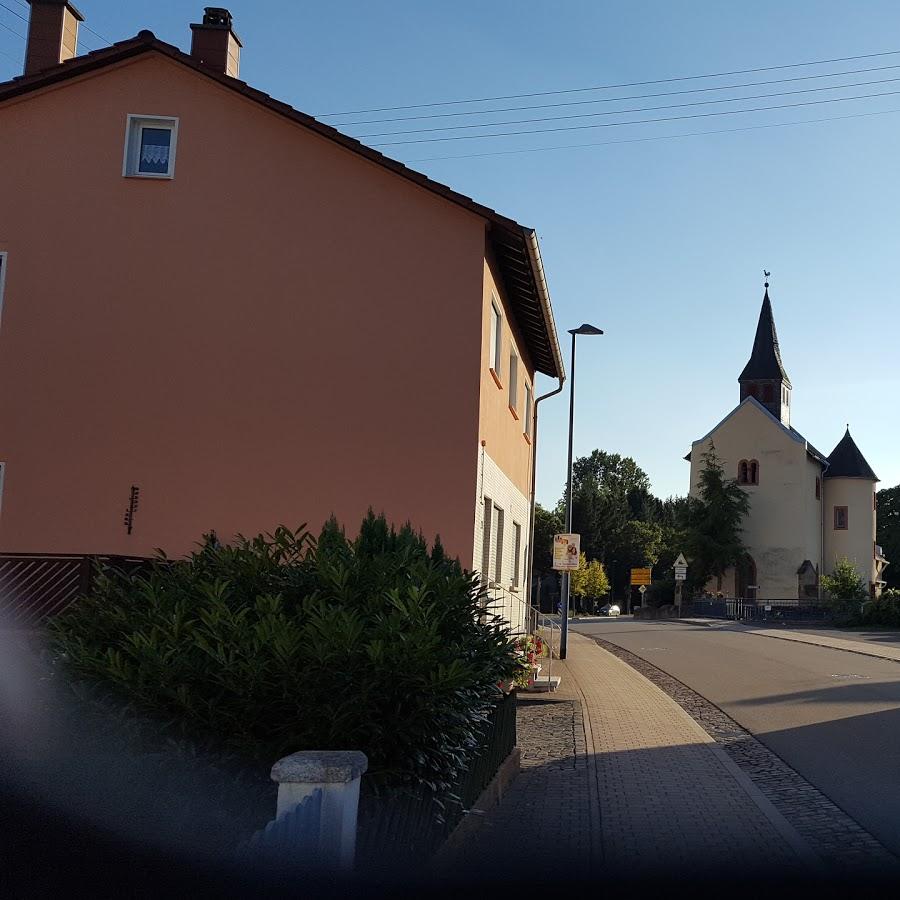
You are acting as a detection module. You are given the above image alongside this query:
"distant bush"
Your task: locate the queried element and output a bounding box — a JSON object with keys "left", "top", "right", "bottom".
{"left": 51, "top": 513, "right": 518, "bottom": 794}
{"left": 857, "top": 590, "right": 900, "bottom": 627}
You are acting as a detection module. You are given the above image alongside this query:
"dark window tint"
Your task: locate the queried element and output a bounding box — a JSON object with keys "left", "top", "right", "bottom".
{"left": 139, "top": 127, "right": 172, "bottom": 174}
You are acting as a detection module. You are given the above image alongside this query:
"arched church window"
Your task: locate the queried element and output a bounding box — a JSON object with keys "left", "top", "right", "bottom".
{"left": 749, "top": 459, "right": 759, "bottom": 485}
{"left": 738, "top": 460, "right": 749, "bottom": 484}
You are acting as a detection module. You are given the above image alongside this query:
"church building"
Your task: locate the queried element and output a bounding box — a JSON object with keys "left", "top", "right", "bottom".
{"left": 686, "top": 281, "right": 889, "bottom": 601}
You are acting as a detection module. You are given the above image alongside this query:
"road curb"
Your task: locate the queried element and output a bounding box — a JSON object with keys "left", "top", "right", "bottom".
{"left": 739, "top": 630, "right": 900, "bottom": 665}
{"left": 705, "top": 744, "right": 826, "bottom": 874}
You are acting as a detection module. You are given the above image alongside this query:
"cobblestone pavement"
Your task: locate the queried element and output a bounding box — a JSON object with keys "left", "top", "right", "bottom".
{"left": 446, "top": 633, "right": 815, "bottom": 880}
{"left": 591, "top": 635, "right": 900, "bottom": 875}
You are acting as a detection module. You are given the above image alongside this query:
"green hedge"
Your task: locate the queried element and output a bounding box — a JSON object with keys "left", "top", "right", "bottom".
{"left": 51, "top": 513, "right": 518, "bottom": 794}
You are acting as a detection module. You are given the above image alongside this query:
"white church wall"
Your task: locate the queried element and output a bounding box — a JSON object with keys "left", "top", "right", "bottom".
{"left": 689, "top": 400, "right": 821, "bottom": 600}
{"left": 823, "top": 477, "right": 877, "bottom": 590}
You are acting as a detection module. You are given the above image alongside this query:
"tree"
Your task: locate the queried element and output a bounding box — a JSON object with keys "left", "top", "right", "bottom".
{"left": 569, "top": 553, "right": 610, "bottom": 612}
{"left": 532, "top": 503, "right": 564, "bottom": 575}
{"left": 877, "top": 485, "right": 900, "bottom": 589}
{"left": 821, "top": 557, "right": 868, "bottom": 601}
{"left": 681, "top": 442, "right": 751, "bottom": 592}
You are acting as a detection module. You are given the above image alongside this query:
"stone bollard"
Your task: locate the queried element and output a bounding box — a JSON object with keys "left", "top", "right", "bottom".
{"left": 270, "top": 750, "right": 368, "bottom": 870}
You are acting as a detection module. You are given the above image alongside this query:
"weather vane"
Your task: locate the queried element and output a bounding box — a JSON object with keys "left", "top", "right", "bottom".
{"left": 764, "top": 269, "right": 771, "bottom": 288}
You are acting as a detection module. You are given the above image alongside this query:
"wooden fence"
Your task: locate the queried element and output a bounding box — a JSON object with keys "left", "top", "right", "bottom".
{"left": 0, "top": 553, "right": 152, "bottom": 628}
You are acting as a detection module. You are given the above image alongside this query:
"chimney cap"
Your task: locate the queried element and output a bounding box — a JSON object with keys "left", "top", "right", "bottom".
{"left": 202, "top": 7, "right": 233, "bottom": 28}
{"left": 27, "top": 0, "right": 85, "bottom": 22}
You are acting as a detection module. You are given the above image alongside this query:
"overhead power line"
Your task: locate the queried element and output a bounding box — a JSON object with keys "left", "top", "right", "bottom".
{"left": 4, "top": 0, "right": 111, "bottom": 48}
{"left": 355, "top": 75, "right": 900, "bottom": 138}
{"left": 334, "top": 63, "right": 900, "bottom": 127}
{"left": 404, "top": 106, "right": 900, "bottom": 163}
{"left": 317, "top": 48, "right": 900, "bottom": 117}
{"left": 0, "top": 17, "right": 24, "bottom": 41}
{"left": 370, "top": 88, "right": 900, "bottom": 146}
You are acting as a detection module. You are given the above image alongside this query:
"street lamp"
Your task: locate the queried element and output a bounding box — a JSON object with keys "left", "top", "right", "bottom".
{"left": 559, "top": 323, "right": 604, "bottom": 659}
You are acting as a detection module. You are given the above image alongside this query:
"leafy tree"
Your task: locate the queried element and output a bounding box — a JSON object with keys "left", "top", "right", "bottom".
{"left": 532, "top": 503, "right": 564, "bottom": 575}
{"left": 569, "top": 553, "right": 610, "bottom": 611}
{"left": 681, "top": 442, "right": 750, "bottom": 591}
{"left": 876, "top": 485, "right": 900, "bottom": 589}
{"left": 821, "top": 556, "right": 868, "bottom": 601}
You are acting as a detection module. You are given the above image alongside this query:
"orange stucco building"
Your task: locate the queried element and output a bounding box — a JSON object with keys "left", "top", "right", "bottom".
{"left": 0, "top": 5, "right": 563, "bottom": 609}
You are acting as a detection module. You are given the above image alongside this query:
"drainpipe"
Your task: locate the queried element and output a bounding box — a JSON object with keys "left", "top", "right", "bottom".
{"left": 525, "top": 376, "right": 565, "bottom": 616}
{"left": 521, "top": 227, "right": 566, "bottom": 623}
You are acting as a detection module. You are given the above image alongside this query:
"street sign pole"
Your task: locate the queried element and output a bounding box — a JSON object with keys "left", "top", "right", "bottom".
{"left": 673, "top": 552, "right": 688, "bottom": 615}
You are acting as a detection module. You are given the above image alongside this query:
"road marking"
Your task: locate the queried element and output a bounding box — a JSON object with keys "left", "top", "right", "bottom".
{"left": 830, "top": 673, "right": 870, "bottom": 679}
{"left": 638, "top": 647, "right": 669, "bottom": 651}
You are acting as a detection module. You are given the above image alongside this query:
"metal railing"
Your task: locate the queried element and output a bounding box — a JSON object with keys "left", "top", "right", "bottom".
{"left": 688, "top": 597, "right": 831, "bottom": 622}
{"left": 485, "top": 581, "right": 530, "bottom": 635}
{"left": 529, "top": 604, "right": 561, "bottom": 685}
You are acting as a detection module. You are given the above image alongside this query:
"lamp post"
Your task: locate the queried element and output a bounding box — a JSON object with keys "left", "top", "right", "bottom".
{"left": 559, "top": 323, "right": 604, "bottom": 659}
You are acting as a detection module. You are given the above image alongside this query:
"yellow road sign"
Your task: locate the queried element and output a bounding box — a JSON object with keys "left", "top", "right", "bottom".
{"left": 630, "top": 567, "right": 652, "bottom": 585}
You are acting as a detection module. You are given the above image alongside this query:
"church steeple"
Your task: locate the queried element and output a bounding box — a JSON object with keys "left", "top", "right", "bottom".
{"left": 739, "top": 276, "right": 792, "bottom": 426}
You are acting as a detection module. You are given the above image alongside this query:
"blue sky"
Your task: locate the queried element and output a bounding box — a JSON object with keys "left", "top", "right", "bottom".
{"left": 3, "top": 1, "right": 898, "bottom": 505}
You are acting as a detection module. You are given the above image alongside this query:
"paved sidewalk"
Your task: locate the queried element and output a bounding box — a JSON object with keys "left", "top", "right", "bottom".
{"left": 444, "top": 632, "right": 815, "bottom": 879}
{"left": 740, "top": 626, "right": 900, "bottom": 663}
{"left": 673, "top": 618, "right": 900, "bottom": 663}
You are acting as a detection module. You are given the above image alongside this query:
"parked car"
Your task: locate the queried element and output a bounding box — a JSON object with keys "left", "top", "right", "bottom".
{"left": 598, "top": 603, "right": 621, "bottom": 617}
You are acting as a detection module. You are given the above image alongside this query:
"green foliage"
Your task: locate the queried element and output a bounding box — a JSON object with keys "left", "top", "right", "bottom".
{"left": 856, "top": 590, "right": 900, "bottom": 626}
{"left": 569, "top": 553, "right": 610, "bottom": 607}
{"left": 876, "top": 485, "right": 899, "bottom": 589}
{"left": 681, "top": 442, "right": 751, "bottom": 590}
{"left": 821, "top": 556, "right": 868, "bottom": 602}
{"left": 533, "top": 503, "right": 564, "bottom": 575}
{"left": 50, "top": 515, "right": 518, "bottom": 795}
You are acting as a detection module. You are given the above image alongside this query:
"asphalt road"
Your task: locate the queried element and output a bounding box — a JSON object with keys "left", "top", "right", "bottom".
{"left": 571, "top": 618, "right": 900, "bottom": 857}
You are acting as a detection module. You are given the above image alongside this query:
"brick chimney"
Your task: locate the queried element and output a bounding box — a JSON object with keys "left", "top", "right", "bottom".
{"left": 24, "top": 0, "right": 84, "bottom": 76}
{"left": 189, "top": 7, "right": 241, "bottom": 78}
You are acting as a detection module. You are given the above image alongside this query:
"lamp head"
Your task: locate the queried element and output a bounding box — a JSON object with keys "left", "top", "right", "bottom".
{"left": 568, "top": 323, "right": 604, "bottom": 336}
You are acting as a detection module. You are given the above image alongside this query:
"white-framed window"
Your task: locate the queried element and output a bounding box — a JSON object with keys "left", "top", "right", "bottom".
{"left": 524, "top": 382, "right": 533, "bottom": 440}
{"left": 0, "top": 252, "right": 7, "bottom": 330}
{"left": 508, "top": 351, "right": 518, "bottom": 412}
{"left": 512, "top": 521, "right": 522, "bottom": 587}
{"left": 481, "top": 496, "right": 493, "bottom": 586}
{"left": 123, "top": 115, "right": 179, "bottom": 179}
{"left": 493, "top": 506, "right": 505, "bottom": 583}
{"left": 489, "top": 297, "right": 502, "bottom": 377}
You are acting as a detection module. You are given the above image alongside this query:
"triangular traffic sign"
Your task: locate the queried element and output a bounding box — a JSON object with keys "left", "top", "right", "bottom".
{"left": 673, "top": 553, "right": 688, "bottom": 568}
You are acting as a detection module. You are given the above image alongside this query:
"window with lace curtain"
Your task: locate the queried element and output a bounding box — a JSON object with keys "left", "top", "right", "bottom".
{"left": 123, "top": 115, "right": 179, "bottom": 178}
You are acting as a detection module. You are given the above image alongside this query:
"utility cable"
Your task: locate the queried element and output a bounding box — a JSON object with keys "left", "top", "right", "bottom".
{"left": 317, "top": 49, "right": 900, "bottom": 117}
{"left": 370, "top": 87, "right": 900, "bottom": 146}
{"left": 356, "top": 74, "right": 900, "bottom": 138}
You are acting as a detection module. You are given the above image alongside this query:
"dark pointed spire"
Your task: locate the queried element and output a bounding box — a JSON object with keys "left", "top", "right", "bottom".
{"left": 739, "top": 281, "right": 791, "bottom": 387}
{"left": 824, "top": 427, "right": 878, "bottom": 480}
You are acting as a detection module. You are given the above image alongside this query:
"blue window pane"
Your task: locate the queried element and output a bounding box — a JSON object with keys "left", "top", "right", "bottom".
{"left": 139, "top": 127, "right": 172, "bottom": 174}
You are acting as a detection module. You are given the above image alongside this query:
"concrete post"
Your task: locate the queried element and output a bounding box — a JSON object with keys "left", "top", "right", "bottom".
{"left": 270, "top": 750, "right": 368, "bottom": 870}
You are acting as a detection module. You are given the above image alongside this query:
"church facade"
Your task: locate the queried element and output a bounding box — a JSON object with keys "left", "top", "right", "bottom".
{"left": 686, "top": 283, "right": 889, "bottom": 601}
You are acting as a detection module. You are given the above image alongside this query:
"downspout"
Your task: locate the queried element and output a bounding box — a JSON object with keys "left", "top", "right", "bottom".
{"left": 820, "top": 457, "right": 828, "bottom": 600}
{"left": 522, "top": 227, "right": 566, "bottom": 615}
{"left": 526, "top": 377, "right": 565, "bottom": 611}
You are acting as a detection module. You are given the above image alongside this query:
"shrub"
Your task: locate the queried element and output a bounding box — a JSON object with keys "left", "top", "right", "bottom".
{"left": 821, "top": 557, "right": 868, "bottom": 602}
{"left": 50, "top": 513, "right": 518, "bottom": 795}
{"left": 857, "top": 590, "right": 900, "bottom": 627}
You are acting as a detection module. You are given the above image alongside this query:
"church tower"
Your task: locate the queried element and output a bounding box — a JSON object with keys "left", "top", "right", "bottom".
{"left": 738, "top": 280, "right": 792, "bottom": 426}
